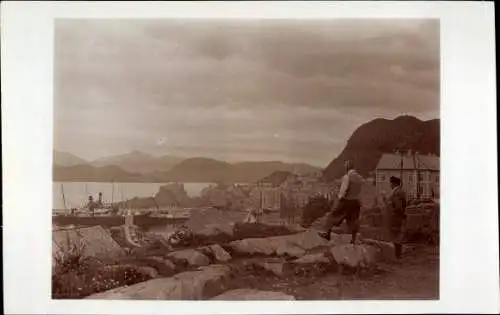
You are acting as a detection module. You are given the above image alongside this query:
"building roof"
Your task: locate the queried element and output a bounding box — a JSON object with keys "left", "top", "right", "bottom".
{"left": 376, "top": 153, "right": 439, "bottom": 171}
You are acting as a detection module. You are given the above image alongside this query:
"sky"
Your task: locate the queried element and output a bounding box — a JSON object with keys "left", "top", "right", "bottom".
{"left": 54, "top": 19, "right": 440, "bottom": 167}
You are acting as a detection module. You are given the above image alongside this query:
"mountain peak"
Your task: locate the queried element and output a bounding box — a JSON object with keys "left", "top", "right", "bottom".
{"left": 323, "top": 116, "right": 439, "bottom": 180}
{"left": 393, "top": 115, "right": 422, "bottom": 123}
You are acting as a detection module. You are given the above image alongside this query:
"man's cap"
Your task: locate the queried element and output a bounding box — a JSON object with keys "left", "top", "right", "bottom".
{"left": 390, "top": 176, "right": 402, "bottom": 185}
{"left": 344, "top": 160, "right": 354, "bottom": 169}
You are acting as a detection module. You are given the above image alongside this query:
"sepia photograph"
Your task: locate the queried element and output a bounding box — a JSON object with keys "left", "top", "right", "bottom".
{"left": 2, "top": 1, "right": 498, "bottom": 314}
{"left": 52, "top": 18, "right": 440, "bottom": 300}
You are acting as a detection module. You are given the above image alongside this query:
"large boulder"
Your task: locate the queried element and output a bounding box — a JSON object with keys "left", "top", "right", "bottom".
{"left": 228, "top": 238, "right": 275, "bottom": 256}
{"left": 329, "top": 244, "right": 380, "bottom": 270}
{"left": 86, "top": 265, "right": 232, "bottom": 300}
{"left": 289, "top": 252, "right": 338, "bottom": 277}
{"left": 361, "top": 238, "right": 396, "bottom": 262}
{"left": 275, "top": 242, "right": 306, "bottom": 258}
{"left": 167, "top": 249, "right": 211, "bottom": 266}
{"left": 212, "top": 289, "right": 295, "bottom": 300}
{"left": 227, "top": 230, "right": 329, "bottom": 257}
{"left": 328, "top": 233, "right": 363, "bottom": 246}
{"left": 292, "top": 252, "right": 331, "bottom": 265}
{"left": 53, "top": 226, "right": 124, "bottom": 262}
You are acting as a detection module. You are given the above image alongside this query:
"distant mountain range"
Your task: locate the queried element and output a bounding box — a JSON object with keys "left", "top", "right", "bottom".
{"left": 53, "top": 115, "right": 439, "bottom": 183}
{"left": 52, "top": 151, "right": 321, "bottom": 183}
{"left": 323, "top": 115, "right": 440, "bottom": 180}
{"left": 53, "top": 164, "right": 149, "bottom": 183}
{"left": 53, "top": 151, "right": 88, "bottom": 167}
{"left": 90, "top": 150, "right": 184, "bottom": 174}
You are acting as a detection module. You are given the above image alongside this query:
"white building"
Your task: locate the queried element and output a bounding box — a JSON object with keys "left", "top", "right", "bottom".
{"left": 375, "top": 151, "right": 440, "bottom": 200}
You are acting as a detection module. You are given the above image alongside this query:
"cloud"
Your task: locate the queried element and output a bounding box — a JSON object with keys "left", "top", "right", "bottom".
{"left": 54, "top": 19, "right": 439, "bottom": 165}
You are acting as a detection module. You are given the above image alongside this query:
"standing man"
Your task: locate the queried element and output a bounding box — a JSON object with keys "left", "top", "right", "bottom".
{"left": 383, "top": 176, "right": 407, "bottom": 259}
{"left": 319, "top": 160, "right": 363, "bottom": 244}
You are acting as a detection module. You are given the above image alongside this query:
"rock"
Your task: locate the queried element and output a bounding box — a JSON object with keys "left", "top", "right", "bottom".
{"left": 212, "top": 288, "right": 295, "bottom": 300}
{"left": 167, "top": 249, "right": 211, "bottom": 266}
{"left": 86, "top": 265, "right": 231, "bottom": 300}
{"left": 135, "top": 256, "right": 176, "bottom": 276}
{"left": 209, "top": 244, "right": 231, "bottom": 262}
{"left": 293, "top": 252, "right": 331, "bottom": 265}
{"left": 290, "top": 252, "right": 338, "bottom": 276}
{"left": 280, "top": 230, "right": 329, "bottom": 250}
{"left": 228, "top": 238, "right": 274, "bottom": 256}
{"left": 329, "top": 244, "right": 379, "bottom": 270}
{"left": 228, "top": 231, "right": 330, "bottom": 258}
{"left": 53, "top": 226, "right": 124, "bottom": 261}
{"left": 361, "top": 239, "right": 396, "bottom": 262}
{"left": 254, "top": 259, "right": 287, "bottom": 277}
{"left": 328, "top": 233, "right": 354, "bottom": 246}
{"left": 275, "top": 242, "right": 306, "bottom": 258}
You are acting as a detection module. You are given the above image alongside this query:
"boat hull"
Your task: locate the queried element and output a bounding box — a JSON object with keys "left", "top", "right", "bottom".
{"left": 52, "top": 213, "right": 188, "bottom": 228}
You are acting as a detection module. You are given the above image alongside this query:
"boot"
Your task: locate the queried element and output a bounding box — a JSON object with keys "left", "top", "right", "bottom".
{"left": 394, "top": 243, "right": 403, "bottom": 260}
{"left": 318, "top": 229, "right": 331, "bottom": 241}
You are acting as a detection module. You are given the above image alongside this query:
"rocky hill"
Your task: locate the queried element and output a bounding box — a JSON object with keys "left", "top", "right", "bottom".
{"left": 323, "top": 116, "right": 439, "bottom": 180}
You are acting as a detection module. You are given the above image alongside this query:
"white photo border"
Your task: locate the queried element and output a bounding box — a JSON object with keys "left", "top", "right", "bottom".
{"left": 2, "top": 1, "right": 498, "bottom": 314}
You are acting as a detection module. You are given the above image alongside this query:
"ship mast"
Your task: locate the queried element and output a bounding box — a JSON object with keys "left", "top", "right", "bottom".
{"left": 111, "top": 178, "right": 115, "bottom": 204}
{"left": 61, "top": 183, "right": 67, "bottom": 211}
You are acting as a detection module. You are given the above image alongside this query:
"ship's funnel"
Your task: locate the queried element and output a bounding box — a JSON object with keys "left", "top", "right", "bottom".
{"left": 98, "top": 192, "right": 103, "bottom": 204}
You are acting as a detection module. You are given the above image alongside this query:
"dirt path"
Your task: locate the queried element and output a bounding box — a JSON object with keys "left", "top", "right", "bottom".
{"left": 229, "top": 244, "right": 439, "bottom": 300}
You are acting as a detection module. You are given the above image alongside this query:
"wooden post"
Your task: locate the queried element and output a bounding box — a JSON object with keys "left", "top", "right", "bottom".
{"left": 414, "top": 152, "right": 420, "bottom": 200}
{"left": 400, "top": 150, "right": 404, "bottom": 186}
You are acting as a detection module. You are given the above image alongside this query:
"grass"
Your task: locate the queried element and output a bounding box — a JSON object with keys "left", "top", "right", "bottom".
{"left": 52, "top": 238, "right": 154, "bottom": 299}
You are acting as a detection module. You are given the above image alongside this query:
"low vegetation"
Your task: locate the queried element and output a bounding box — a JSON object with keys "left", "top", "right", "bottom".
{"left": 52, "top": 239, "right": 153, "bottom": 299}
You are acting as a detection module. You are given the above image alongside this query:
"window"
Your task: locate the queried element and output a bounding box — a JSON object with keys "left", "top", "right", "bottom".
{"left": 417, "top": 184, "right": 424, "bottom": 194}
{"left": 436, "top": 174, "right": 440, "bottom": 183}
{"left": 408, "top": 173, "right": 413, "bottom": 183}
{"left": 418, "top": 173, "right": 425, "bottom": 181}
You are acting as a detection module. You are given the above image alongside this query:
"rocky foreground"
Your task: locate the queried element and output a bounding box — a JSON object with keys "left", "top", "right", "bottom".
{"left": 53, "top": 200, "right": 439, "bottom": 300}
{"left": 55, "top": 223, "right": 398, "bottom": 300}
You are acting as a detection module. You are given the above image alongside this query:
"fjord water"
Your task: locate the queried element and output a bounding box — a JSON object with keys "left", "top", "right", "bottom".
{"left": 52, "top": 181, "right": 215, "bottom": 210}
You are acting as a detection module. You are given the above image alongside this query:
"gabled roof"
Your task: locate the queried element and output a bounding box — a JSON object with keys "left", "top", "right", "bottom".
{"left": 376, "top": 153, "right": 439, "bottom": 171}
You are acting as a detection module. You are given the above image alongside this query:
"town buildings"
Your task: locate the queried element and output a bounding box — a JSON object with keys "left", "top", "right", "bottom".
{"left": 375, "top": 151, "right": 440, "bottom": 200}
{"left": 199, "top": 171, "right": 337, "bottom": 215}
